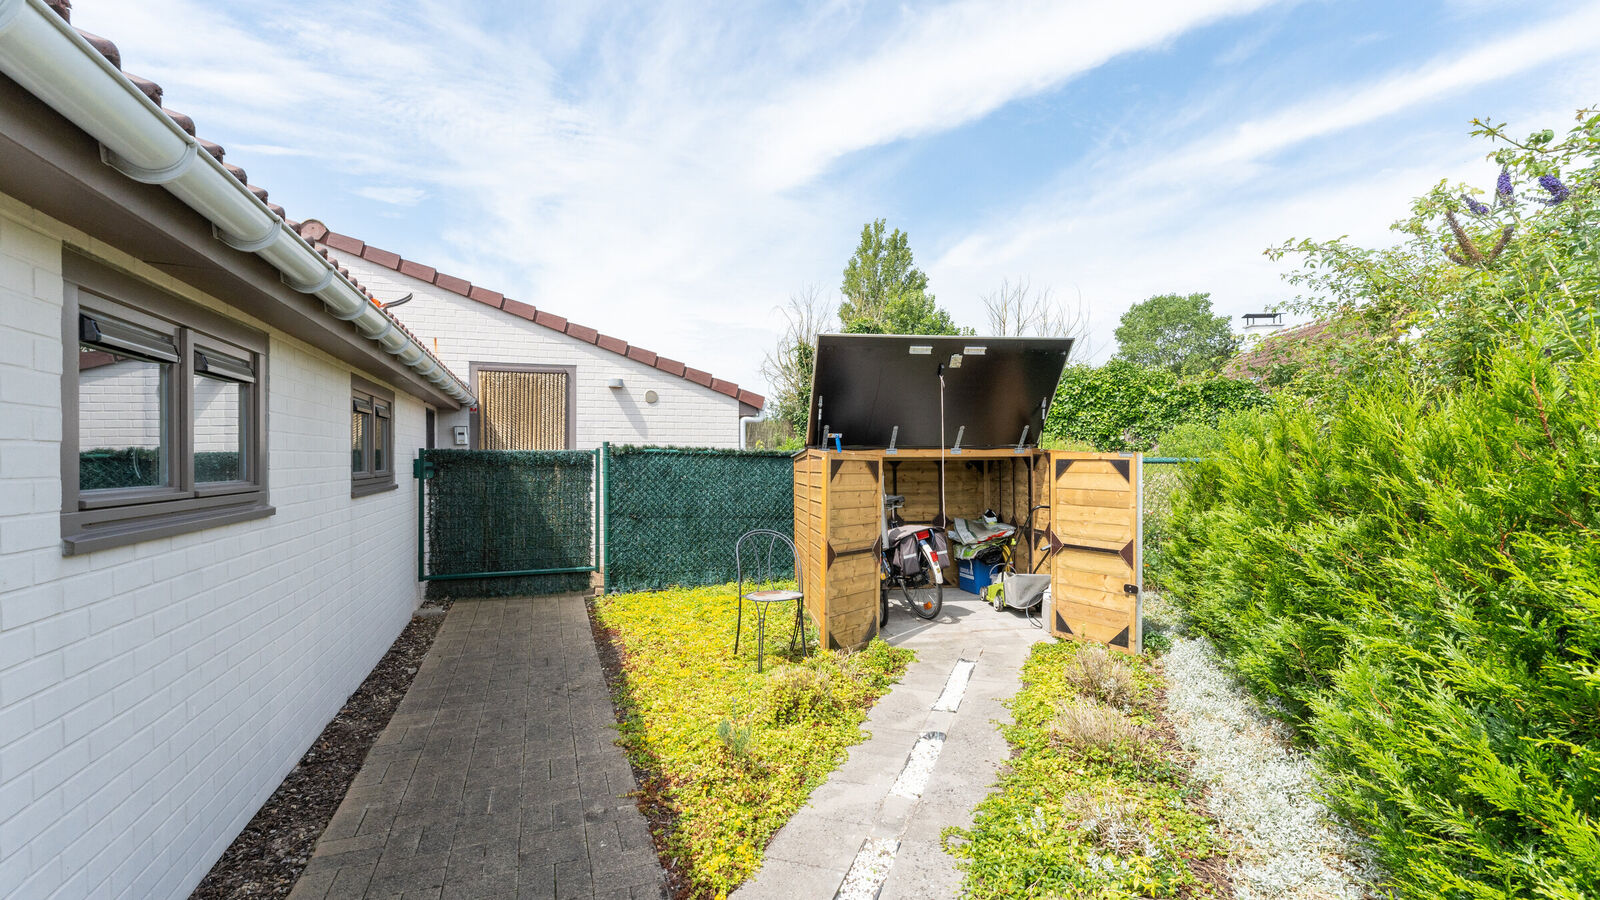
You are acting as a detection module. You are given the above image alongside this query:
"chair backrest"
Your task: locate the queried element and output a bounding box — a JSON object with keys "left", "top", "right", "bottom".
{"left": 734, "top": 529, "right": 802, "bottom": 595}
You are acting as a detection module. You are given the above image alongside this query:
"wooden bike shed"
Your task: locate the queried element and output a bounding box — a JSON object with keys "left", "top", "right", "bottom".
{"left": 791, "top": 335, "right": 1143, "bottom": 654}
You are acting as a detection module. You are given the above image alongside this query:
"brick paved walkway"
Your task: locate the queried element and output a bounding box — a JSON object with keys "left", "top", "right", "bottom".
{"left": 289, "top": 595, "right": 665, "bottom": 900}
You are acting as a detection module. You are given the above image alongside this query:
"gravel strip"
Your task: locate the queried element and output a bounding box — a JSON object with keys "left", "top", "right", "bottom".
{"left": 1161, "top": 632, "right": 1382, "bottom": 899}
{"left": 888, "top": 732, "right": 945, "bottom": 800}
{"left": 189, "top": 608, "right": 445, "bottom": 899}
{"left": 835, "top": 838, "right": 898, "bottom": 900}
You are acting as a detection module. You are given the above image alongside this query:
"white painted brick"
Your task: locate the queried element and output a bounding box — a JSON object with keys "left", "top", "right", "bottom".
{"left": 0, "top": 215, "right": 439, "bottom": 899}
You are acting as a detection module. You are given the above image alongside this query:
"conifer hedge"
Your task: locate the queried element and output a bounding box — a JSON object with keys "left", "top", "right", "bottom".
{"left": 1166, "top": 336, "right": 1600, "bottom": 898}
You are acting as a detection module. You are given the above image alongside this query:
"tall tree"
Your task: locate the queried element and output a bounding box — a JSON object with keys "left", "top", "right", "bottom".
{"left": 760, "top": 284, "right": 834, "bottom": 437}
{"left": 982, "top": 277, "right": 1090, "bottom": 345}
{"left": 839, "top": 219, "right": 965, "bottom": 335}
{"left": 1112, "top": 292, "right": 1239, "bottom": 376}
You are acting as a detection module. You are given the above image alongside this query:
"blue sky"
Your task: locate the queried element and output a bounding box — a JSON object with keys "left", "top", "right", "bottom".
{"left": 74, "top": 0, "right": 1600, "bottom": 398}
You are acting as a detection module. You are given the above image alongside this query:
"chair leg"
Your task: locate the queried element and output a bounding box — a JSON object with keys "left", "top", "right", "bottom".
{"left": 756, "top": 604, "right": 767, "bottom": 673}
{"left": 734, "top": 595, "right": 743, "bottom": 654}
{"left": 790, "top": 600, "right": 804, "bottom": 654}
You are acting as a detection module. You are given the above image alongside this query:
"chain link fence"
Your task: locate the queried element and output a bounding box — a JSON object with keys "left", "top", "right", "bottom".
{"left": 603, "top": 445, "right": 794, "bottom": 594}
{"left": 420, "top": 449, "right": 597, "bottom": 599}
{"left": 1141, "top": 458, "right": 1197, "bottom": 590}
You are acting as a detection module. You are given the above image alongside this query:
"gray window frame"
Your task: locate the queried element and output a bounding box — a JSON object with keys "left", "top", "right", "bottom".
{"left": 351, "top": 375, "right": 397, "bottom": 498}
{"left": 60, "top": 251, "right": 271, "bottom": 555}
{"left": 468, "top": 362, "right": 577, "bottom": 450}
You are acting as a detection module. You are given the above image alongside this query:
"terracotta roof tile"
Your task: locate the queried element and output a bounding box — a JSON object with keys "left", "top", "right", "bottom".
{"left": 302, "top": 222, "right": 763, "bottom": 411}
{"left": 162, "top": 107, "right": 195, "bottom": 135}
{"left": 469, "top": 286, "right": 504, "bottom": 308}
{"left": 434, "top": 273, "right": 470, "bottom": 296}
{"left": 501, "top": 298, "right": 537, "bottom": 320}
{"left": 75, "top": 30, "right": 119, "bottom": 68}
{"left": 362, "top": 245, "right": 402, "bottom": 268}
{"left": 126, "top": 73, "right": 161, "bottom": 105}
{"left": 398, "top": 259, "right": 435, "bottom": 281}
{"left": 534, "top": 310, "right": 567, "bottom": 331}
{"left": 323, "top": 232, "right": 364, "bottom": 255}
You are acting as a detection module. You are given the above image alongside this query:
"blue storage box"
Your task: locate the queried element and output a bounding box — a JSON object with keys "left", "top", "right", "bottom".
{"left": 957, "top": 558, "right": 1002, "bottom": 594}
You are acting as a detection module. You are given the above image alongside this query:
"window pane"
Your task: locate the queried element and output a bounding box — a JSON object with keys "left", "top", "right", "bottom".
{"left": 78, "top": 344, "right": 169, "bottom": 490}
{"left": 352, "top": 407, "right": 371, "bottom": 474}
{"left": 194, "top": 373, "right": 247, "bottom": 482}
{"left": 373, "top": 405, "right": 388, "bottom": 472}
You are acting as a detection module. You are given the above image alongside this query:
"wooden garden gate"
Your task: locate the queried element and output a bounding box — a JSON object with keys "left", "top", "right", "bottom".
{"left": 1046, "top": 452, "right": 1141, "bottom": 654}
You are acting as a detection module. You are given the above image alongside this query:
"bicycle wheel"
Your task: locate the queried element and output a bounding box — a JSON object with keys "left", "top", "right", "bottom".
{"left": 901, "top": 578, "right": 943, "bottom": 620}
{"left": 879, "top": 587, "right": 889, "bottom": 627}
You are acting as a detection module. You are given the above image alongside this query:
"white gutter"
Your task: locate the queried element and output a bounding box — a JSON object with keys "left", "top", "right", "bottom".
{"left": 0, "top": 0, "right": 475, "bottom": 406}
{"left": 738, "top": 415, "right": 760, "bottom": 450}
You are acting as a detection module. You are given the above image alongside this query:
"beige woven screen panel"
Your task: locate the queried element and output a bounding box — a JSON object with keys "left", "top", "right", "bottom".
{"left": 478, "top": 369, "right": 570, "bottom": 450}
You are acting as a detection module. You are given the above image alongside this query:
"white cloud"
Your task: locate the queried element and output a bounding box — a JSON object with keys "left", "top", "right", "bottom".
{"left": 65, "top": 0, "right": 1600, "bottom": 400}
{"left": 353, "top": 186, "right": 427, "bottom": 206}
{"left": 748, "top": 0, "right": 1279, "bottom": 190}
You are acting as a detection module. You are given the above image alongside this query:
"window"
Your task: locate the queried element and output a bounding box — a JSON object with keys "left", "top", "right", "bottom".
{"left": 61, "top": 252, "right": 270, "bottom": 554}
{"left": 471, "top": 364, "right": 574, "bottom": 449}
{"left": 351, "top": 376, "right": 396, "bottom": 497}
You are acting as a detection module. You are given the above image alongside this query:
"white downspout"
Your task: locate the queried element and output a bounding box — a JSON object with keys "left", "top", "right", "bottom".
{"left": 0, "top": 0, "right": 476, "bottom": 407}
{"left": 739, "top": 415, "right": 760, "bottom": 450}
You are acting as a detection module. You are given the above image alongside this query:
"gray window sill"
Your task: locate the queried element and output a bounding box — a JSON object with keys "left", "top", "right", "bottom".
{"left": 351, "top": 478, "right": 398, "bottom": 499}
{"left": 62, "top": 501, "right": 275, "bottom": 555}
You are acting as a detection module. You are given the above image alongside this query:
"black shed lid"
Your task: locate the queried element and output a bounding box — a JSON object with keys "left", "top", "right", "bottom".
{"left": 804, "top": 334, "right": 1074, "bottom": 449}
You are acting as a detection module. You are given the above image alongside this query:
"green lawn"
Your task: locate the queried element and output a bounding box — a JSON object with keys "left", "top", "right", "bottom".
{"left": 592, "top": 583, "right": 913, "bottom": 899}
{"left": 944, "top": 641, "right": 1225, "bottom": 899}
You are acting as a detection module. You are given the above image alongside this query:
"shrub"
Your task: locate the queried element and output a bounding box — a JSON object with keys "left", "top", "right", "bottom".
{"left": 945, "top": 641, "right": 1222, "bottom": 899}
{"left": 760, "top": 663, "right": 843, "bottom": 726}
{"left": 1043, "top": 360, "right": 1268, "bottom": 452}
{"left": 1061, "top": 645, "right": 1137, "bottom": 707}
{"left": 1050, "top": 698, "right": 1150, "bottom": 756}
{"left": 1167, "top": 334, "right": 1600, "bottom": 899}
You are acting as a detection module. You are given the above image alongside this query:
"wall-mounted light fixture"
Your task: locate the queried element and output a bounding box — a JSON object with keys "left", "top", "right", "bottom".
{"left": 607, "top": 378, "right": 624, "bottom": 389}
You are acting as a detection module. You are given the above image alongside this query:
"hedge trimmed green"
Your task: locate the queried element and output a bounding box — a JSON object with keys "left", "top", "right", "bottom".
{"left": 1042, "top": 361, "right": 1266, "bottom": 452}
{"left": 1166, "top": 336, "right": 1600, "bottom": 899}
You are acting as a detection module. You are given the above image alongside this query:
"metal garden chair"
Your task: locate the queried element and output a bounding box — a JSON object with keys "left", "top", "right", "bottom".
{"left": 733, "top": 529, "right": 806, "bottom": 672}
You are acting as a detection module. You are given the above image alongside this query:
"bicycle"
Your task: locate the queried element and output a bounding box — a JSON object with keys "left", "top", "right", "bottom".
{"left": 878, "top": 494, "right": 946, "bottom": 626}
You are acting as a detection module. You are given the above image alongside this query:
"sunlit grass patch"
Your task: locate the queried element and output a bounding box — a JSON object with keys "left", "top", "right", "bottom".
{"left": 593, "top": 583, "right": 913, "bottom": 899}
{"left": 944, "top": 641, "right": 1225, "bottom": 899}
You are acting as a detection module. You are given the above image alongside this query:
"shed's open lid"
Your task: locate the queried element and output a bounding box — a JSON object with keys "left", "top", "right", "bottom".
{"left": 805, "top": 334, "right": 1074, "bottom": 449}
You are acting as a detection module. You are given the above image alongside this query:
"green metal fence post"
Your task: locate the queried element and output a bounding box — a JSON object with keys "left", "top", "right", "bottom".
{"left": 600, "top": 442, "right": 610, "bottom": 594}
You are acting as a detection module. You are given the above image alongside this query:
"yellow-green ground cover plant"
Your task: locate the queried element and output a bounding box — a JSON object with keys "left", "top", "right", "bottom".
{"left": 943, "top": 641, "right": 1227, "bottom": 899}
{"left": 1166, "top": 110, "right": 1600, "bottom": 898}
{"left": 591, "top": 584, "right": 912, "bottom": 899}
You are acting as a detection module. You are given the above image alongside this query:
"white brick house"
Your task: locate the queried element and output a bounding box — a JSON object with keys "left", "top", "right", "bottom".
{"left": 0, "top": 2, "right": 504, "bottom": 897}
{"left": 300, "top": 222, "right": 763, "bottom": 451}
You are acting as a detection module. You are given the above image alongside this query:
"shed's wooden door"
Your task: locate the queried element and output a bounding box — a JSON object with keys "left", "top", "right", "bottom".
{"left": 1047, "top": 452, "right": 1141, "bottom": 654}
{"left": 823, "top": 454, "right": 882, "bottom": 650}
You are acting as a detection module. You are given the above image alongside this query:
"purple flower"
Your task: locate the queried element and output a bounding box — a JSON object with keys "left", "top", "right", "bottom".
{"left": 1461, "top": 194, "right": 1490, "bottom": 215}
{"left": 1497, "top": 168, "right": 1514, "bottom": 197}
{"left": 1538, "top": 174, "right": 1570, "bottom": 205}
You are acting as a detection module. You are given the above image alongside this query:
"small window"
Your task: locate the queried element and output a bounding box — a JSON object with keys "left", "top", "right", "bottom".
{"left": 351, "top": 377, "right": 396, "bottom": 497}
{"left": 62, "top": 253, "right": 270, "bottom": 555}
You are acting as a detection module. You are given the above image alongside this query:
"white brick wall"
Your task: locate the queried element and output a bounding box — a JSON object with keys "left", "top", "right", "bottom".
{"left": 0, "top": 197, "right": 430, "bottom": 899}
{"left": 335, "top": 254, "right": 747, "bottom": 449}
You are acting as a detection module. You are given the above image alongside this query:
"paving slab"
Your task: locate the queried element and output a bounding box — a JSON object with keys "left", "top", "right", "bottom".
{"left": 290, "top": 595, "right": 666, "bottom": 900}
{"left": 732, "top": 589, "right": 1050, "bottom": 900}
